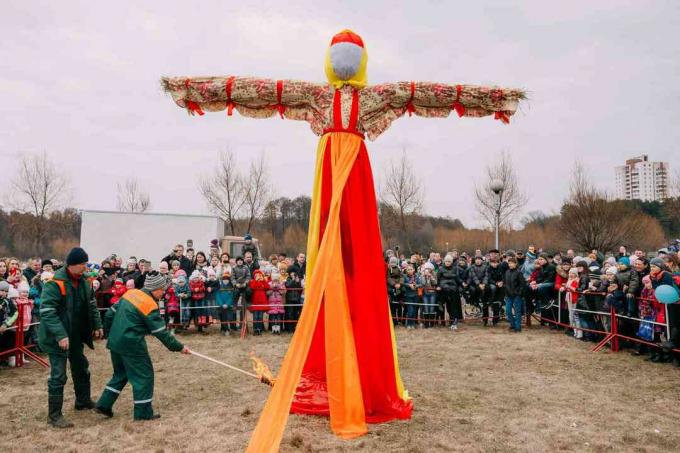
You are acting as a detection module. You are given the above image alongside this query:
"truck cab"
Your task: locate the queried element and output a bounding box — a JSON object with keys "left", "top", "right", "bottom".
{"left": 220, "top": 236, "right": 262, "bottom": 260}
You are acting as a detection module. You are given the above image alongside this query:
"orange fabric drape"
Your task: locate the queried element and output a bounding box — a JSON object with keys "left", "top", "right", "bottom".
{"left": 246, "top": 132, "right": 366, "bottom": 452}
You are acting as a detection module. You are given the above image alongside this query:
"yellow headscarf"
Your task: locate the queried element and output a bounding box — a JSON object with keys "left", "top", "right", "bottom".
{"left": 325, "top": 29, "right": 368, "bottom": 89}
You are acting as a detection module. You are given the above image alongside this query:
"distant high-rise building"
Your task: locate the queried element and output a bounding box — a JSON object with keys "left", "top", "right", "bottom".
{"left": 615, "top": 155, "right": 669, "bottom": 201}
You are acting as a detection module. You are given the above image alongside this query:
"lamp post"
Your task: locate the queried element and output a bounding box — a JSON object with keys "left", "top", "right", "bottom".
{"left": 489, "top": 179, "right": 504, "bottom": 251}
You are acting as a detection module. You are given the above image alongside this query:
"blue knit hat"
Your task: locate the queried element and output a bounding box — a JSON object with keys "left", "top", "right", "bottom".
{"left": 618, "top": 256, "right": 630, "bottom": 267}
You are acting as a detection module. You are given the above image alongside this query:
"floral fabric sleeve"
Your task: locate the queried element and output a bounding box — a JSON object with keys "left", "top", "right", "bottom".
{"left": 359, "top": 82, "right": 526, "bottom": 140}
{"left": 161, "top": 76, "right": 332, "bottom": 135}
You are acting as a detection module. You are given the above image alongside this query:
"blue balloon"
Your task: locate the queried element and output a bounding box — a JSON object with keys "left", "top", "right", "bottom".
{"left": 655, "top": 285, "right": 680, "bottom": 304}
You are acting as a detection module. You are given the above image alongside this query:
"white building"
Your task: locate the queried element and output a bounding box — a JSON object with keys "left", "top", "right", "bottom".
{"left": 615, "top": 155, "right": 669, "bottom": 201}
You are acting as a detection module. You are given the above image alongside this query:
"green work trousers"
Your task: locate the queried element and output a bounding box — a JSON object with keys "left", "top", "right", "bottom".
{"left": 96, "top": 351, "right": 155, "bottom": 420}
{"left": 47, "top": 343, "right": 91, "bottom": 404}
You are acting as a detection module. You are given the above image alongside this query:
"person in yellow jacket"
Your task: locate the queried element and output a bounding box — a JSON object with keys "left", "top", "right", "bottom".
{"left": 95, "top": 272, "right": 189, "bottom": 420}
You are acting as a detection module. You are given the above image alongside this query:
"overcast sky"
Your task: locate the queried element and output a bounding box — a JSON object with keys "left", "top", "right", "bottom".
{"left": 1, "top": 1, "right": 678, "bottom": 227}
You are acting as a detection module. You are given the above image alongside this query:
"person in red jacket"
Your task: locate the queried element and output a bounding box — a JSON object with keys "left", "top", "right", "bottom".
{"left": 189, "top": 271, "right": 207, "bottom": 332}
{"left": 248, "top": 270, "right": 269, "bottom": 335}
{"left": 110, "top": 279, "right": 127, "bottom": 305}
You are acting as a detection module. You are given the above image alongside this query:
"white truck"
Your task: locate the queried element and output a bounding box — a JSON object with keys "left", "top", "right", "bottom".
{"left": 80, "top": 210, "right": 226, "bottom": 264}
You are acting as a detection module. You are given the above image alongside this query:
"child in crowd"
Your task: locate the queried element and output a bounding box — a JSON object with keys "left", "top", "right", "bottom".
{"left": 503, "top": 258, "right": 525, "bottom": 333}
{"left": 125, "top": 279, "right": 135, "bottom": 290}
{"left": 216, "top": 269, "right": 236, "bottom": 335}
{"left": 248, "top": 270, "right": 269, "bottom": 335}
{"left": 402, "top": 265, "right": 422, "bottom": 330}
{"left": 163, "top": 283, "right": 180, "bottom": 334}
{"left": 563, "top": 267, "right": 582, "bottom": 339}
{"left": 267, "top": 272, "right": 286, "bottom": 334}
{"left": 284, "top": 272, "right": 302, "bottom": 332}
{"left": 485, "top": 258, "right": 504, "bottom": 327}
{"left": 16, "top": 283, "right": 33, "bottom": 345}
{"left": 420, "top": 264, "right": 437, "bottom": 328}
{"left": 600, "top": 267, "right": 623, "bottom": 332}
{"left": 637, "top": 275, "right": 665, "bottom": 361}
{"left": 174, "top": 271, "right": 191, "bottom": 330}
{"left": 0, "top": 281, "right": 18, "bottom": 366}
{"left": 189, "top": 271, "right": 207, "bottom": 332}
{"left": 205, "top": 268, "right": 219, "bottom": 327}
{"left": 170, "top": 260, "right": 181, "bottom": 275}
{"left": 110, "top": 278, "right": 127, "bottom": 305}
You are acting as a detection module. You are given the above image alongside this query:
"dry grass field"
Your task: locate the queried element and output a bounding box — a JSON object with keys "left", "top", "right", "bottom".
{"left": 1, "top": 323, "right": 679, "bottom": 453}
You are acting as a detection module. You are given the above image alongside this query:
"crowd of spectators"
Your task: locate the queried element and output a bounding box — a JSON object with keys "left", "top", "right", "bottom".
{"left": 2, "top": 235, "right": 680, "bottom": 368}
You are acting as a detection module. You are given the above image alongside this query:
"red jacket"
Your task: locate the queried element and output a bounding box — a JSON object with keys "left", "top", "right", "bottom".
{"left": 190, "top": 279, "right": 206, "bottom": 301}
{"left": 111, "top": 282, "right": 127, "bottom": 305}
{"left": 248, "top": 279, "right": 269, "bottom": 311}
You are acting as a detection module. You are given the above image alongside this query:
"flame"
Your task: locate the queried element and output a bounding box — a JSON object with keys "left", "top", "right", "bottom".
{"left": 250, "top": 352, "right": 276, "bottom": 387}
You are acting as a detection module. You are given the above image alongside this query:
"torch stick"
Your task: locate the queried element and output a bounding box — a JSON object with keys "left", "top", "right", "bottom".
{"left": 189, "top": 350, "right": 274, "bottom": 386}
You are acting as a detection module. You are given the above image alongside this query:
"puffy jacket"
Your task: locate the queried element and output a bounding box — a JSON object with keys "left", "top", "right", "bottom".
{"left": 216, "top": 279, "right": 235, "bottom": 308}
{"left": 387, "top": 266, "right": 403, "bottom": 290}
{"left": 285, "top": 277, "right": 302, "bottom": 304}
{"left": 164, "top": 287, "right": 180, "bottom": 314}
{"left": 248, "top": 279, "right": 269, "bottom": 311}
{"left": 267, "top": 281, "right": 286, "bottom": 315}
{"left": 420, "top": 273, "right": 437, "bottom": 294}
{"left": 189, "top": 279, "right": 206, "bottom": 301}
{"left": 468, "top": 263, "right": 488, "bottom": 286}
{"left": 232, "top": 264, "right": 250, "bottom": 287}
{"left": 402, "top": 273, "right": 421, "bottom": 299}
{"left": 503, "top": 268, "right": 525, "bottom": 297}
{"left": 437, "top": 264, "right": 460, "bottom": 292}
{"left": 487, "top": 264, "right": 505, "bottom": 285}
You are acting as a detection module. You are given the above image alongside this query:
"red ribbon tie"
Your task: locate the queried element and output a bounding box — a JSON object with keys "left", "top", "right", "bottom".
{"left": 452, "top": 84, "right": 466, "bottom": 117}
{"left": 276, "top": 80, "right": 286, "bottom": 119}
{"left": 225, "top": 76, "right": 235, "bottom": 116}
{"left": 406, "top": 81, "right": 416, "bottom": 116}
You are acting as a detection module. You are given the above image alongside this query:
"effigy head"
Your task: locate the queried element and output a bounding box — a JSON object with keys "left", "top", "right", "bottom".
{"left": 325, "top": 29, "right": 368, "bottom": 89}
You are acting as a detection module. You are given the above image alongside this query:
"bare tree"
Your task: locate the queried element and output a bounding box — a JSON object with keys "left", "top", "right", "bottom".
{"left": 474, "top": 151, "right": 528, "bottom": 230}
{"left": 243, "top": 153, "right": 271, "bottom": 234}
{"left": 559, "top": 161, "right": 662, "bottom": 252}
{"left": 116, "top": 177, "right": 151, "bottom": 213}
{"left": 200, "top": 150, "right": 246, "bottom": 235}
{"left": 380, "top": 150, "right": 423, "bottom": 250}
{"left": 8, "top": 151, "right": 71, "bottom": 254}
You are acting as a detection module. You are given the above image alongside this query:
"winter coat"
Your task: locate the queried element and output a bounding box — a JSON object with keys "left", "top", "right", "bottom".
{"left": 437, "top": 264, "right": 461, "bottom": 293}
{"left": 37, "top": 268, "right": 102, "bottom": 355}
{"left": 467, "top": 263, "right": 488, "bottom": 287}
{"left": 216, "top": 278, "right": 235, "bottom": 308}
{"left": 616, "top": 268, "right": 632, "bottom": 293}
{"left": 248, "top": 279, "right": 269, "bottom": 312}
{"left": 402, "top": 274, "right": 422, "bottom": 300}
{"left": 189, "top": 279, "right": 206, "bottom": 301}
{"left": 0, "top": 297, "right": 17, "bottom": 329}
{"left": 628, "top": 269, "right": 647, "bottom": 297}
{"left": 243, "top": 243, "right": 259, "bottom": 260}
{"left": 164, "top": 287, "right": 180, "bottom": 314}
{"left": 267, "top": 281, "right": 286, "bottom": 315}
{"left": 110, "top": 282, "right": 127, "bottom": 305}
{"left": 420, "top": 273, "right": 437, "bottom": 294}
{"left": 285, "top": 277, "right": 302, "bottom": 304}
{"left": 387, "top": 266, "right": 404, "bottom": 292}
{"left": 15, "top": 296, "right": 33, "bottom": 331}
{"left": 173, "top": 282, "right": 191, "bottom": 303}
{"left": 232, "top": 264, "right": 251, "bottom": 287}
{"left": 503, "top": 268, "right": 525, "bottom": 297}
{"left": 521, "top": 252, "right": 537, "bottom": 279}
{"left": 205, "top": 278, "right": 219, "bottom": 301}
{"left": 565, "top": 278, "right": 579, "bottom": 305}
{"left": 536, "top": 263, "right": 556, "bottom": 284}
{"left": 487, "top": 264, "right": 505, "bottom": 286}
{"left": 107, "top": 289, "right": 183, "bottom": 356}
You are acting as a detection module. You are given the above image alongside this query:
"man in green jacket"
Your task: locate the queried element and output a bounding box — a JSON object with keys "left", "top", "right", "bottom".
{"left": 95, "top": 272, "right": 190, "bottom": 421}
{"left": 38, "top": 247, "right": 103, "bottom": 428}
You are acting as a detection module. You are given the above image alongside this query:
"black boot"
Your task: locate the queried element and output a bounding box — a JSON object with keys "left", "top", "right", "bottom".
{"left": 48, "top": 394, "right": 73, "bottom": 428}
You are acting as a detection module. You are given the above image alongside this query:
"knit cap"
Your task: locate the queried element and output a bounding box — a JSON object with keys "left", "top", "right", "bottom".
{"left": 0, "top": 281, "right": 10, "bottom": 292}
{"left": 66, "top": 247, "right": 89, "bottom": 266}
{"left": 144, "top": 273, "right": 168, "bottom": 292}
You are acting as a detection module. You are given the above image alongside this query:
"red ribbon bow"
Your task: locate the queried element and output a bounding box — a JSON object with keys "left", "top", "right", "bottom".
{"left": 494, "top": 111, "right": 510, "bottom": 124}
{"left": 406, "top": 81, "right": 416, "bottom": 116}
{"left": 185, "top": 101, "right": 205, "bottom": 116}
{"left": 276, "top": 80, "right": 286, "bottom": 119}
{"left": 225, "top": 76, "right": 235, "bottom": 116}
{"left": 452, "top": 84, "right": 466, "bottom": 118}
